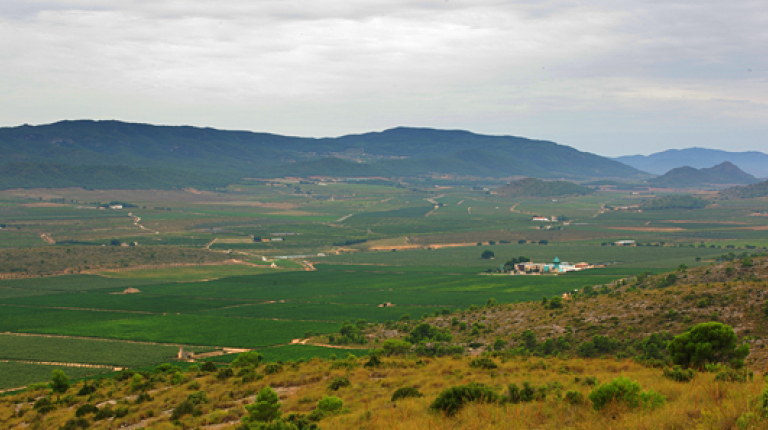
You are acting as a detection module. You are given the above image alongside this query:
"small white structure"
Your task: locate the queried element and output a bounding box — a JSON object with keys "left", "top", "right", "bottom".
{"left": 532, "top": 217, "right": 550, "bottom": 222}
{"left": 109, "top": 204, "right": 123, "bottom": 210}
{"left": 615, "top": 240, "right": 636, "bottom": 246}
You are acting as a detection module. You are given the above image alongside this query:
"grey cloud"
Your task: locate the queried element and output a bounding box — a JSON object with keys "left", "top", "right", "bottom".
{"left": 0, "top": 0, "right": 766, "bottom": 156}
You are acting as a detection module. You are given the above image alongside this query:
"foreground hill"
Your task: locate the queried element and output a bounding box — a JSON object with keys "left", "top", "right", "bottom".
{"left": 495, "top": 177, "right": 594, "bottom": 197}
{"left": 0, "top": 121, "right": 644, "bottom": 189}
{"left": 616, "top": 147, "right": 768, "bottom": 178}
{"left": 647, "top": 162, "right": 759, "bottom": 188}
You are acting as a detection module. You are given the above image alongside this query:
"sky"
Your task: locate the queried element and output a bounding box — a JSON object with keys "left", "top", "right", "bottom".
{"left": 1, "top": 0, "right": 766, "bottom": 156}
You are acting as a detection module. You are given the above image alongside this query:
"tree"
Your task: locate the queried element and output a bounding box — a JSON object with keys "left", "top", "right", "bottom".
{"left": 50, "top": 369, "right": 70, "bottom": 399}
{"left": 667, "top": 322, "right": 749, "bottom": 369}
{"left": 481, "top": 250, "right": 495, "bottom": 259}
{"left": 245, "top": 387, "right": 282, "bottom": 423}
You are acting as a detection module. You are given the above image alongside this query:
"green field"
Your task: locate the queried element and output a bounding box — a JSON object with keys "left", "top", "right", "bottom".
{"left": 0, "top": 334, "right": 210, "bottom": 367}
{"left": 0, "top": 361, "right": 109, "bottom": 391}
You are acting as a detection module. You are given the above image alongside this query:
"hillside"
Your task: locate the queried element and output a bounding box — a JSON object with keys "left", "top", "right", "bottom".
{"left": 494, "top": 178, "right": 594, "bottom": 197}
{"left": 647, "top": 162, "right": 759, "bottom": 188}
{"left": 0, "top": 121, "right": 644, "bottom": 188}
{"left": 616, "top": 147, "right": 768, "bottom": 178}
{"left": 0, "top": 162, "right": 235, "bottom": 190}
{"left": 350, "top": 252, "right": 768, "bottom": 366}
{"left": 721, "top": 179, "right": 768, "bottom": 199}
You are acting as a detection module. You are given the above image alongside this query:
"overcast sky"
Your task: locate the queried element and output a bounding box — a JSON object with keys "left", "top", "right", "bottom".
{"left": 1, "top": 0, "right": 766, "bottom": 156}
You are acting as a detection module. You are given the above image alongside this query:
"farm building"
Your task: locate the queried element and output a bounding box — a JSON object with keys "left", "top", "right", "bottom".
{"left": 615, "top": 240, "right": 636, "bottom": 246}
{"left": 532, "top": 216, "right": 550, "bottom": 222}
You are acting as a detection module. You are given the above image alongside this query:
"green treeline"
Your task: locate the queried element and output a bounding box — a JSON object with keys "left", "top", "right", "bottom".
{"left": 639, "top": 195, "right": 709, "bottom": 210}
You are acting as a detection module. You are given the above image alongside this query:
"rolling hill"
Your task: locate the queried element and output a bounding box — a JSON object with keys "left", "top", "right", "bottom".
{"left": 0, "top": 120, "right": 645, "bottom": 189}
{"left": 721, "top": 179, "right": 768, "bottom": 199}
{"left": 494, "top": 177, "right": 594, "bottom": 197}
{"left": 646, "top": 162, "right": 759, "bottom": 188}
{"left": 615, "top": 147, "right": 768, "bottom": 178}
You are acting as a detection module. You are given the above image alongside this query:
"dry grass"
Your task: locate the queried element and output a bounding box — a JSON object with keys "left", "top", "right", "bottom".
{"left": 2, "top": 355, "right": 766, "bottom": 430}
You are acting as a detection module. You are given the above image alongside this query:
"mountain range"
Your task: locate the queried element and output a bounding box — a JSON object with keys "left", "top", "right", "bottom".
{"left": 0, "top": 120, "right": 644, "bottom": 189}
{"left": 615, "top": 148, "right": 768, "bottom": 178}
{"left": 646, "top": 162, "right": 760, "bottom": 188}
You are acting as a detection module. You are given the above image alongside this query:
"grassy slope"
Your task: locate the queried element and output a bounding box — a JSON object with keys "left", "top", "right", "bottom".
{"left": 1, "top": 355, "right": 764, "bottom": 429}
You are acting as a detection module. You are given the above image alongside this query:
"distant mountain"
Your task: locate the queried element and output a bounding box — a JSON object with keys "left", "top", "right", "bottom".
{"left": 495, "top": 178, "right": 594, "bottom": 198}
{"left": 720, "top": 180, "right": 768, "bottom": 199}
{"left": 0, "top": 120, "right": 644, "bottom": 189}
{"left": 647, "top": 162, "right": 760, "bottom": 188}
{"left": 614, "top": 148, "right": 768, "bottom": 178}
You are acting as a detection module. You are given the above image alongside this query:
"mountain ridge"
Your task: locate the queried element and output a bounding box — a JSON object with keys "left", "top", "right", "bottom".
{"left": 647, "top": 162, "right": 759, "bottom": 189}
{"left": 0, "top": 120, "right": 644, "bottom": 186}
{"left": 615, "top": 147, "right": 768, "bottom": 178}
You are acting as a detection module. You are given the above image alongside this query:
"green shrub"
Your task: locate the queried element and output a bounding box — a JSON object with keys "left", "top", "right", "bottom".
{"left": 364, "top": 355, "right": 382, "bottom": 368}
{"left": 714, "top": 368, "right": 753, "bottom": 383}
{"left": 75, "top": 404, "right": 98, "bottom": 417}
{"left": 662, "top": 366, "right": 696, "bottom": 382}
{"left": 33, "top": 397, "right": 55, "bottom": 414}
{"left": 264, "top": 363, "right": 283, "bottom": 375}
{"left": 469, "top": 357, "right": 498, "bottom": 369}
{"left": 507, "top": 382, "right": 545, "bottom": 403}
{"left": 94, "top": 406, "right": 115, "bottom": 421}
{"left": 391, "top": 387, "right": 424, "bottom": 402}
{"left": 328, "top": 376, "right": 351, "bottom": 391}
{"left": 429, "top": 383, "right": 501, "bottom": 416}
{"left": 76, "top": 383, "right": 96, "bottom": 397}
{"left": 59, "top": 418, "right": 90, "bottom": 430}
{"left": 308, "top": 396, "right": 344, "bottom": 421}
{"left": 216, "top": 368, "right": 234, "bottom": 380}
{"left": 588, "top": 377, "right": 665, "bottom": 411}
{"left": 564, "top": 390, "right": 584, "bottom": 405}
{"left": 201, "top": 361, "right": 217, "bottom": 372}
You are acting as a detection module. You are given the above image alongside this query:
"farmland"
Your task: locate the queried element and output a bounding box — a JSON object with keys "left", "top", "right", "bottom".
{"left": 0, "top": 180, "right": 767, "bottom": 390}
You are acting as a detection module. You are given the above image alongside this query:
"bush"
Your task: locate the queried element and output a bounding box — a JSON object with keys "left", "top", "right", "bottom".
{"left": 391, "top": 387, "right": 424, "bottom": 402}
{"left": 589, "top": 377, "right": 666, "bottom": 411}
{"left": 60, "top": 418, "right": 90, "bottom": 430}
{"left": 201, "top": 361, "right": 217, "bottom": 372}
{"left": 429, "top": 383, "right": 501, "bottom": 416}
{"left": 469, "top": 357, "right": 498, "bottom": 369}
{"left": 328, "top": 376, "right": 351, "bottom": 391}
{"left": 75, "top": 404, "right": 98, "bottom": 417}
{"left": 714, "top": 368, "right": 753, "bottom": 383}
{"left": 662, "top": 366, "right": 696, "bottom": 382}
{"left": 94, "top": 406, "right": 115, "bottom": 421}
{"left": 364, "top": 355, "right": 382, "bottom": 368}
{"left": 564, "top": 390, "right": 584, "bottom": 405}
{"left": 216, "top": 368, "right": 234, "bottom": 380}
{"left": 264, "top": 363, "right": 283, "bottom": 375}
{"left": 308, "top": 396, "right": 344, "bottom": 421}
{"left": 76, "top": 383, "right": 96, "bottom": 397}
{"left": 507, "top": 382, "right": 545, "bottom": 403}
